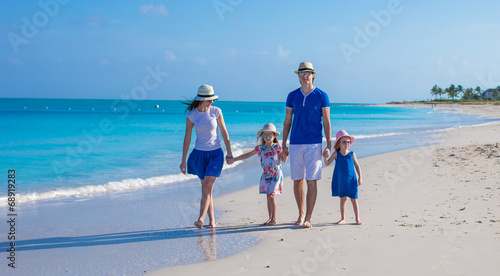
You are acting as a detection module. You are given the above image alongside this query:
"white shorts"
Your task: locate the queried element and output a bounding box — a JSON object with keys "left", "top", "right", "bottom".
{"left": 289, "top": 144, "right": 322, "bottom": 181}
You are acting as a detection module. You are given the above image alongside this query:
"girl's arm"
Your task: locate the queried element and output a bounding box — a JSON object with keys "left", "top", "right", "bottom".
{"left": 217, "top": 111, "right": 233, "bottom": 158}
{"left": 180, "top": 117, "right": 194, "bottom": 174}
{"left": 228, "top": 149, "right": 257, "bottom": 164}
{"left": 280, "top": 151, "right": 288, "bottom": 163}
{"left": 353, "top": 152, "right": 363, "bottom": 186}
{"left": 324, "top": 151, "right": 337, "bottom": 166}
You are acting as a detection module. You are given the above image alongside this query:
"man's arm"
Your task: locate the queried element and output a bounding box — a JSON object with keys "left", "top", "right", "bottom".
{"left": 282, "top": 108, "right": 293, "bottom": 156}
{"left": 322, "top": 107, "right": 332, "bottom": 158}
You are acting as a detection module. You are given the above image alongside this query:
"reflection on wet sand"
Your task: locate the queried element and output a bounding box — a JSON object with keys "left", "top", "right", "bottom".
{"left": 197, "top": 230, "right": 216, "bottom": 261}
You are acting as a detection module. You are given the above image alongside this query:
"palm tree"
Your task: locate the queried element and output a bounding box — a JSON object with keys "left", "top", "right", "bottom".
{"left": 444, "top": 88, "right": 450, "bottom": 100}
{"left": 457, "top": 85, "right": 464, "bottom": 100}
{"left": 475, "top": 86, "right": 482, "bottom": 99}
{"left": 493, "top": 88, "right": 499, "bottom": 100}
{"left": 463, "top": 88, "right": 474, "bottom": 100}
{"left": 438, "top": 87, "right": 444, "bottom": 100}
{"left": 448, "top": 84, "right": 457, "bottom": 101}
{"left": 430, "top": 85, "right": 440, "bottom": 100}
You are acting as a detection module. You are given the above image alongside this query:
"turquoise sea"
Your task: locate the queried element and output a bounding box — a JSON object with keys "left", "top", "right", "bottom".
{"left": 0, "top": 98, "right": 497, "bottom": 274}
{"left": 1, "top": 98, "right": 494, "bottom": 204}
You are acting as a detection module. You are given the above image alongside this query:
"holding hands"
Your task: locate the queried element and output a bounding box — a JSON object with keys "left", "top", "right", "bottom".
{"left": 281, "top": 145, "right": 289, "bottom": 157}
{"left": 322, "top": 147, "right": 330, "bottom": 158}
{"left": 180, "top": 161, "right": 187, "bottom": 175}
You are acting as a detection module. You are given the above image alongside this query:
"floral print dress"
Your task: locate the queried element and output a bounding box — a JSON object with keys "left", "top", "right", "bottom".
{"left": 255, "top": 144, "right": 283, "bottom": 195}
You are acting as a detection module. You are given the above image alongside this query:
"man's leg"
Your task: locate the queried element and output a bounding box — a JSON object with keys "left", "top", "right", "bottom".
{"left": 303, "top": 144, "right": 322, "bottom": 228}
{"left": 290, "top": 145, "right": 306, "bottom": 225}
{"left": 294, "top": 179, "right": 305, "bottom": 225}
{"left": 303, "top": 180, "right": 317, "bottom": 228}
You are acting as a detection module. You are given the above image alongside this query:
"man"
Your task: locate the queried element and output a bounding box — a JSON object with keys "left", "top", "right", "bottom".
{"left": 282, "top": 62, "right": 332, "bottom": 228}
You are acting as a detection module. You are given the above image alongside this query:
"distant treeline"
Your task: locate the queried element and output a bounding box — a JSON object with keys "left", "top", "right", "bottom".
{"left": 430, "top": 84, "right": 500, "bottom": 101}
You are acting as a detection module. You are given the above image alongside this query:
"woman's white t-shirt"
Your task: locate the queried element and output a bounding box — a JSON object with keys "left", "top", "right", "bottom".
{"left": 187, "top": 106, "right": 222, "bottom": 151}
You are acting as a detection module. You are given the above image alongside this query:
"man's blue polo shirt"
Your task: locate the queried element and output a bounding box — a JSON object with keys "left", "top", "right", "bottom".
{"left": 286, "top": 87, "right": 330, "bottom": 145}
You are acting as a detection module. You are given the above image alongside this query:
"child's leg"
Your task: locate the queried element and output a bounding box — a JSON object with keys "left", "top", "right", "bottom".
{"left": 270, "top": 194, "right": 277, "bottom": 225}
{"left": 263, "top": 195, "right": 272, "bottom": 225}
{"left": 351, "top": 198, "right": 362, "bottom": 225}
{"left": 336, "top": 197, "right": 347, "bottom": 224}
{"left": 265, "top": 194, "right": 277, "bottom": 225}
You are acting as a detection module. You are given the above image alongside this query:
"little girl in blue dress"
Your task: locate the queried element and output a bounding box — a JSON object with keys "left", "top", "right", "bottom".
{"left": 324, "top": 130, "right": 363, "bottom": 225}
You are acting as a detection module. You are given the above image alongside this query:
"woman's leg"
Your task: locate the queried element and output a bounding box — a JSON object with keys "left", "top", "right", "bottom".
{"left": 196, "top": 176, "right": 217, "bottom": 228}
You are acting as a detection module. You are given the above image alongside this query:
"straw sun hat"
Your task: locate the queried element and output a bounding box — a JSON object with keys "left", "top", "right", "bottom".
{"left": 257, "top": 123, "right": 280, "bottom": 136}
{"left": 194, "top": 84, "right": 218, "bottom": 101}
{"left": 294, "top": 62, "right": 315, "bottom": 74}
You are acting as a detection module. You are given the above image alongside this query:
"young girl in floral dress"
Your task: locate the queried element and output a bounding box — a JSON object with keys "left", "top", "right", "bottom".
{"left": 228, "top": 123, "right": 287, "bottom": 225}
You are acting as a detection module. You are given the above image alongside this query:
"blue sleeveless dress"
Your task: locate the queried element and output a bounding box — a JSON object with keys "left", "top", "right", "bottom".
{"left": 331, "top": 151, "right": 358, "bottom": 199}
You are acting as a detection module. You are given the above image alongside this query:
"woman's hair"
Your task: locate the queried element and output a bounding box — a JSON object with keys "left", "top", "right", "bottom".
{"left": 182, "top": 100, "right": 202, "bottom": 112}
{"left": 257, "top": 134, "right": 279, "bottom": 145}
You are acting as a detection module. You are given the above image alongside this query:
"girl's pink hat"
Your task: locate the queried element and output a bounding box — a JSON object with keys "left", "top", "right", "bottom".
{"left": 334, "top": 130, "right": 355, "bottom": 148}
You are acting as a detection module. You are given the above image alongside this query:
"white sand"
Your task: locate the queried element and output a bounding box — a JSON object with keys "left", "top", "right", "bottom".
{"left": 150, "top": 103, "right": 500, "bottom": 275}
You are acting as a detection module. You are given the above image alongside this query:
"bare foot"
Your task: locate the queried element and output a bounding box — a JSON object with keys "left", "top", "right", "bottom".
{"left": 336, "top": 219, "right": 345, "bottom": 224}
{"left": 295, "top": 216, "right": 305, "bottom": 225}
{"left": 356, "top": 220, "right": 363, "bottom": 225}
{"left": 194, "top": 220, "right": 203, "bottom": 229}
{"left": 262, "top": 219, "right": 271, "bottom": 226}
{"left": 265, "top": 219, "right": 277, "bottom": 226}
{"left": 206, "top": 222, "right": 216, "bottom": 228}
{"left": 303, "top": 221, "right": 313, "bottom": 228}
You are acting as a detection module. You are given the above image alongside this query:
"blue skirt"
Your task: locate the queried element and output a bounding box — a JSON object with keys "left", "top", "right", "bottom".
{"left": 187, "top": 148, "right": 224, "bottom": 179}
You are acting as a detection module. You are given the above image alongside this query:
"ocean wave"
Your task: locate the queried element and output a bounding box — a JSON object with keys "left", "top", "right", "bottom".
{"left": 0, "top": 173, "right": 198, "bottom": 206}
{"left": 354, "top": 132, "right": 411, "bottom": 139}
{"left": 0, "top": 148, "right": 246, "bottom": 206}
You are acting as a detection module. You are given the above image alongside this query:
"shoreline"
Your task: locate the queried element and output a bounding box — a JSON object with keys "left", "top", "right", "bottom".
{"left": 3, "top": 103, "right": 498, "bottom": 275}
{"left": 150, "top": 103, "right": 500, "bottom": 275}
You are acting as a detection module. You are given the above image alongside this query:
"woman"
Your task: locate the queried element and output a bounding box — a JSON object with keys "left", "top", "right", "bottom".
{"left": 180, "top": 84, "right": 233, "bottom": 229}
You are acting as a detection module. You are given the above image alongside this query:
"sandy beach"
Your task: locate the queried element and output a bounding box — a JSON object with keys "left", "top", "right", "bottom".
{"left": 150, "top": 103, "right": 500, "bottom": 275}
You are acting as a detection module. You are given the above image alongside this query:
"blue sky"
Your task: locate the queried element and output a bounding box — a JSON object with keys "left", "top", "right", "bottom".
{"left": 1, "top": 0, "right": 500, "bottom": 103}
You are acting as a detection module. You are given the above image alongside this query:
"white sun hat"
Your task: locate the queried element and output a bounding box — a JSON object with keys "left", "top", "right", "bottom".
{"left": 257, "top": 123, "right": 280, "bottom": 136}
{"left": 194, "top": 84, "right": 219, "bottom": 101}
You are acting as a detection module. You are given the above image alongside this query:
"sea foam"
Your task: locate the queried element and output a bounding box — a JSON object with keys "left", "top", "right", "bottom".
{"left": 0, "top": 148, "right": 245, "bottom": 206}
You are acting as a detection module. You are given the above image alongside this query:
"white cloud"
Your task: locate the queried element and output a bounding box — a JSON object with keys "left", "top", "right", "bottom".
{"left": 323, "top": 26, "right": 342, "bottom": 34}
{"left": 188, "top": 57, "right": 208, "bottom": 65}
{"left": 255, "top": 50, "right": 269, "bottom": 55}
{"left": 100, "top": 59, "right": 111, "bottom": 65}
{"left": 277, "top": 45, "right": 289, "bottom": 59}
{"left": 436, "top": 57, "right": 443, "bottom": 66}
{"left": 8, "top": 58, "right": 23, "bottom": 66}
{"left": 164, "top": 50, "right": 176, "bottom": 62}
{"left": 227, "top": 48, "right": 238, "bottom": 58}
{"left": 139, "top": 4, "right": 170, "bottom": 17}
{"left": 81, "top": 14, "right": 112, "bottom": 27}
{"left": 465, "top": 22, "right": 500, "bottom": 34}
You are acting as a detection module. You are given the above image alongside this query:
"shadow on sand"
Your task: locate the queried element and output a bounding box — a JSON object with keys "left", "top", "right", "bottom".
{"left": 1, "top": 223, "right": 303, "bottom": 252}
